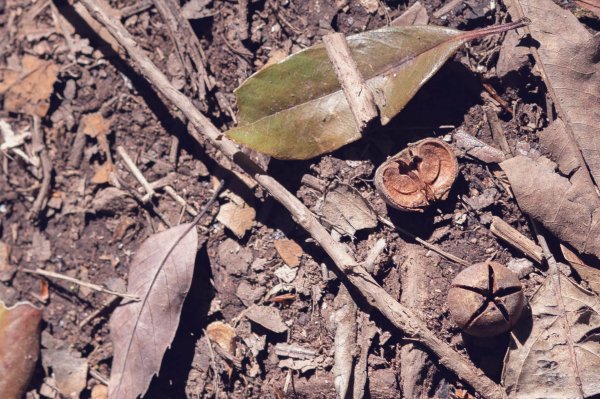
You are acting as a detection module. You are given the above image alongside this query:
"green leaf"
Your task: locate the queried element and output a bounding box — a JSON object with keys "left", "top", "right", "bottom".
{"left": 227, "top": 24, "right": 519, "bottom": 160}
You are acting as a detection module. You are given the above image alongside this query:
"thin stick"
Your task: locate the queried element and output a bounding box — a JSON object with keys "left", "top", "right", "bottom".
{"left": 22, "top": 268, "right": 139, "bottom": 300}
{"left": 117, "top": 145, "right": 155, "bottom": 202}
{"left": 490, "top": 216, "right": 543, "bottom": 264}
{"left": 323, "top": 32, "right": 379, "bottom": 131}
{"left": 31, "top": 116, "right": 53, "bottom": 219}
{"left": 90, "top": 368, "right": 110, "bottom": 385}
{"left": 379, "top": 216, "right": 470, "bottom": 267}
{"left": 74, "top": 3, "right": 506, "bottom": 397}
{"left": 79, "top": 296, "right": 120, "bottom": 328}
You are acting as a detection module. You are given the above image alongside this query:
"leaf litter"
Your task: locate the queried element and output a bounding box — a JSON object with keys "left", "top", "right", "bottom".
{"left": 227, "top": 21, "right": 527, "bottom": 159}
{"left": 108, "top": 223, "right": 198, "bottom": 399}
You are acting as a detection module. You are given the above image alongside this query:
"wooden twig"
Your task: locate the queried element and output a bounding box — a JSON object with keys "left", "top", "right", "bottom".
{"left": 454, "top": 130, "right": 506, "bottom": 164}
{"left": 117, "top": 146, "right": 155, "bottom": 203}
{"left": 484, "top": 106, "right": 512, "bottom": 156}
{"left": 323, "top": 32, "right": 379, "bottom": 131}
{"left": 73, "top": 3, "right": 506, "bottom": 397}
{"left": 379, "top": 216, "right": 470, "bottom": 267}
{"left": 22, "top": 268, "right": 139, "bottom": 300}
{"left": 237, "top": 0, "right": 249, "bottom": 41}
{"left": 151, "top": 0, "right": 210, "bottom": 98}
{"left": 30, "top": 116, "right": 53, "bottom": 219}
{"left": 79, "top": 296, "right": 120, "bottom": 328}
{"left": 490, "top": 216, "right": 543, "bottom": 264}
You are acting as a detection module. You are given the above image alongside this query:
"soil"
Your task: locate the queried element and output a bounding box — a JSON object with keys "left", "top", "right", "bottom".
{"left": 0, "top": 0, "right": 597, "bottom": 398}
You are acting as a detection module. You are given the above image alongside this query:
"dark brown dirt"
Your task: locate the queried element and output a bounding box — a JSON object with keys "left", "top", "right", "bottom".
{"left": 1, "top": 0, "right": 597, "bottom": 398}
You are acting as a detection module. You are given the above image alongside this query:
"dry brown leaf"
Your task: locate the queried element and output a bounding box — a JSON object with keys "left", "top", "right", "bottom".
{"left": 274, "top": 239, "right": 303, "bottom": 268}
{"left": 561, "top": 244, "right": 600, "bottom": 294}
{"left": 0, "top": 55, "right": 58, "bottom": 117}
{"left": 501, "top": 155, "right": 600, "bottom": 260}
{"left": 331, "top": 286, "right": 357, "bottom": 399}
{"left": 244, "top": 305, "right": 288, "bottom": 333}
{"left": 0, "top": 301, "right": 42, "bottom": 399}
{"left": 91, "top": 162, "right": 116, "bottom": 185}
{"left": 507, "top": 0, "right": 600, "bottom": 185}
{"left": 391, "top": 1, "right": 429, "bottom": 26}
{"left": 81, "top": 112, "right": 111, "bottom": 138}
{"left": 216, "top": 202, "right": 255, "bottom": 238}
{"left": 502, "top": 272, "right": 600, "bottom": 397}
{"left": 319, "top": 182, "right": 377, "bottom": 236}
{"left": 109, "top": 223, "right": 198, "bottom": 399}
{"left": 42, "top": 348, "right": 88, "bottom": 397}
{"left": 206, "top": 321, "right": 236, "bottom": 355}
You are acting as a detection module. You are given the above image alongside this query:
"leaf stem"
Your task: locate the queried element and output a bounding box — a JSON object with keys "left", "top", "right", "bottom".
{"left": 457, "top": 18, "right": 531, "bottom": 42}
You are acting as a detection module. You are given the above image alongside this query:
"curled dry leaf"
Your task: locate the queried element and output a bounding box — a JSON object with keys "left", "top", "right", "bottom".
{"left": 227, "top": 22, "right": 526, "bottom": 159}
{"left": 206, "top": 321, "right": 236, "bottom": 355}
{"left": 109, "top": 223, "right": 198, "bottom": 399}
{"left": 507, "top": 0, "right": 600, "bottom": 185}
{"left": 274, "top": 239, "right": 303, "bottom": 268}
{"left": 319, "top": 182, "right": 377, "bottom": 236}
{"left": 501, "top": 155, "right": 600, "bottom": 260}
{"left": 0, "top": 55, "right": 59, "bottom": 117}
{"left": 561, "top": 244, "right": 600, "bottom": 294}
{"left": 0, "top": 301, "right": 42, "bottom": 399}
{"left": 502, "top": 272, "right": 600, "bottom": 398}
{"left": 375, "top": 138, "right": 458, "bottom": 212}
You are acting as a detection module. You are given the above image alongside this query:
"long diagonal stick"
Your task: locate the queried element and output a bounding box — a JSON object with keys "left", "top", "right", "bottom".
{"left": 73, "top": 2, "right": 506, "bottom": 397}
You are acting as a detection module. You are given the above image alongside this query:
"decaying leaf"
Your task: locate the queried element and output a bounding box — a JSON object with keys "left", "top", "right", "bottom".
{"left": 502, "top": 272, "right": 600, "bottom": 397}
{"left": 244, "top": 305, "right": 288, "bottom": 333}
{"left": 91, "top": 162, "right": 116, "bottom": 185}
{"left": 42, "top": 347, "right": 88, "bottom": 398}
{"left": 0, "top": 54, "right": 59, "bottom": 117}
{"left": 331, "top": 286, "right": 357, "bottom": 399}
{"left": 206, "top": 321, "right": 236, "bottom": 355}
{"left": 216, "top": 201, "right": 255, "bottom": 238}
{"left": 0, "top": 301, "right": 42, "bottom": 399}
{"left": 274, "top": 239, "right": 303, "bottom": 267}
{"left": 109, "top": 223, "right": 198, "bottom": 399}
{"left": 227, "top": 22, "right": 524, "bottom": 159}
{"left": 319, "top": 182, "right": 377, "bottom": 236}
{"left": 502, "top": 155, "right": 600, "bottom": 260}
{"left": 561, "top": 244, "right": 600, "bottom": 294}
{"left": 507, "top": 0, "right": 600, "bottom": 185}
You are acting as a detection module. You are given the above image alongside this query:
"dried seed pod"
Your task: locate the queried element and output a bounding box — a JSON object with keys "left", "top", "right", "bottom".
{"left": 374, "top": 138, "right": 458, "bottom": 212}
{"left": 447, "top": 261, "right": 525, "bottom": 337}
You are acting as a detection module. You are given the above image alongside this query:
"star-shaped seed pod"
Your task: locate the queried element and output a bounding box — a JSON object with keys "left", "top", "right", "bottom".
{"left": 447, "top": 261, "right": 525, "bottom": 337}
{"left": 374, "top": 138, "right": 458, "bottom": 212}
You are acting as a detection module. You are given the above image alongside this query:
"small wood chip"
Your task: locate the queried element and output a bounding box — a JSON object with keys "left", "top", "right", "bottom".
{"left": 274, "top": 239, "right": 303, "bottom": 267}
{"left": 244, "top": 305, "right": 288, "bottom": 333}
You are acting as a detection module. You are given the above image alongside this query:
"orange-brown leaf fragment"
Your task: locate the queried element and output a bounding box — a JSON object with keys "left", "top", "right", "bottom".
{"left": 0, "top": 55, "right": 58, "bottom": 117}
{"left": 206, "top": 321, "right": 236, "bottom": 355}
{"left": 0, "top": 301, "right": 42, "bottom": 399}
{"left": 274, "top": 239, "right": 303, "bottom": 268}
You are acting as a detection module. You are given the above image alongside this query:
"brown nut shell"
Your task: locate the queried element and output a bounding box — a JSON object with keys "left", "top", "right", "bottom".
{"left": 374, "top": 138, "right": 458, "bottom": 212}
{"left": 447, "top": 261, "right": 525, "bottom": 337}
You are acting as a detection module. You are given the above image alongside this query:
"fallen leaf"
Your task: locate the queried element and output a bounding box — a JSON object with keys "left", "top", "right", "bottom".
{"left": 0, "top": 301, "right": 42, "bottom": 399}
{"left": 274, "top": 265, "right": 298, "bottom": 283}
{"left": 91, "top": 162, "right": 116, "bottom": 185}
{"left": 109, "top": 223, "right": 198, "bottom": 399}
{"left": 31, "top": 231, "right": 52, "bottom": 262}
{"left": 227, "top": 22, "right": 523, "bottom": 159}
{"left": 244, "top": 305, "right": 288, "bottom": 333}
{"left": 561, "top": 244, "right": 600, "bottom": 294}
{"left": 0, "top": 54, "right": 59, "bottom": 117}
{"left": 216, "top": 202, "right": 255, "bottom": 238}
{"left": 42, "top": 348, "right": 88, "bottom": 398}
{"left": 501, "top": 155, "right": 600, "bottom": 260}
{"left": 502, "top": 272, "right": 600, "bottom": 397}
{"left": 319, "top": 182, "right": 377, "bottom": 236}
{"left": 81, "top": 112, "right": 111, "bottom": 138}
{"left": 331, "top": 286, "right": 357, "bottom": 399}
{"left": 391, "top": 1, "right": 429, "bottom": 26}
{"left": 576, "top": 0, "right": 600, "bottom": 18}
{"left": 274, "top": 239, "right": 303, "bottom": 267}
{"left": 507, "top": 0, "right": 600, "bottom": 185}
{"left": 92, "top": 384, "right": 109, "bottom": 399}
{"left": 206, "top": 321, "right": 236, "bottom": 355}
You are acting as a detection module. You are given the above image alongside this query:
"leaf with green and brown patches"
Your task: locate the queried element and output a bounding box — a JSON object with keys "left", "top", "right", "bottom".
{"left": 0, "top": 301, "right": 42, "bottom": 399}
{"left": 227, "top": 22, "right": 525, "bottom": 160}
